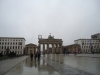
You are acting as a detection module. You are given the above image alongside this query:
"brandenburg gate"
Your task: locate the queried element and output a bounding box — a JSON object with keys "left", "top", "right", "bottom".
{"left": 38, "top": 34, "right": 63, "bottom": 54}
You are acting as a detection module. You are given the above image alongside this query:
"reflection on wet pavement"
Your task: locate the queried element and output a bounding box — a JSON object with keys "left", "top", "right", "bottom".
{"left": 43, "top": 54, "right": 100, "bottom": 75}
{"left": 5, "top": 57, "right": 60, "bottom": 75}
{"left": 4, "top": 54, "right": 100, "bottom": 75}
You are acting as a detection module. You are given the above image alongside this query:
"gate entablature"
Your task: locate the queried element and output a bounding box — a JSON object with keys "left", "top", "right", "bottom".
{"left": 38, "top": 34, "right": 63, "bottom": 54}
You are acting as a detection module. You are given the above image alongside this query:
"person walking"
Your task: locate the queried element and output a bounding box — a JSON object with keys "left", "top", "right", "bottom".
{"left": 34, "top": 52, "right": 37, "bottom": 61}
{"left": 74, "top": 50, "right": 77, "bottom": 55}
{"left": 30, "top": 53, "right": 33, "bottom": 61}
{"left": 37, "top": 52, "right": 41, "bottom": 60}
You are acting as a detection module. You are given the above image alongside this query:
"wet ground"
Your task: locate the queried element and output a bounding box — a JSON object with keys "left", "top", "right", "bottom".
{"left": 5, "top": 57, "right": 60, "bottom": 75}
{"left": 44, "top": 54, "right": 100, "bottom": 75}
{"left": 4, "top": 54, "right": 100, "bottom": 75}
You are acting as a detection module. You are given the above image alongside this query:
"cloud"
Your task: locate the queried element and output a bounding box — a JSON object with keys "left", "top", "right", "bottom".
{"left": 0, "top": 0, "right": 100, "bottom": 46}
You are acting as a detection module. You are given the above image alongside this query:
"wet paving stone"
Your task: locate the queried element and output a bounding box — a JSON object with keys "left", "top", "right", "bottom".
{"left": 4, "top": 57, "right": 60, "bottom": 75}
{"left": 41, "top": 55, "right": 95, "bottom": 75}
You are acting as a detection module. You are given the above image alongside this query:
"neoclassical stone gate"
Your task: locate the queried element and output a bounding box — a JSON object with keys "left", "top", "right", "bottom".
{"left": 38, "top": 35, "right": 63, "bottom": 54}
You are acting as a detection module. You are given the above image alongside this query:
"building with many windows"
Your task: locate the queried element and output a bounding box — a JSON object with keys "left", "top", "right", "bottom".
{"left": 74, "top": 33, "right": 100, "bottom": 53}
{"left": 0, "top": 37, "right": 25, "bottom": 55}
{"left": 74, "top": 39, "right": 100, "bottom": 53}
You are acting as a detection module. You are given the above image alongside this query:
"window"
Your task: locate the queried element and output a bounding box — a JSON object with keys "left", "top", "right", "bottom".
{"left": 10, "top": 42, "right": 12, "bottom": 45}
{"left": 5, "top": 46, "right": 6, "bottom": 49}
{"left": 16, "top": 46, "right": 17, "bottom": 49}
{"left": 13, "top": 46, "right": 14, "bottom": 49}
{"left": 13, "top": 43, "right": 14, "bottom": 45}
{"left": 16, "top": 42, "right": 17, "bottom": 45}
{"left": 7, "top": 46, "right": 9, "bottom": 49}
{"left": 2, "top": 42, "right": 4, "bottom": 45}
{"left": 8, "top": 42, "right": 9, "bottom": 45}
{"left": 18, "top": 42, "right": 22, "bottom": 45}
{"left": 0, "top": 42, "right": 1, "bottom": 45}
{"left": 2, "top": 46, "right": 3, "bottom": 49}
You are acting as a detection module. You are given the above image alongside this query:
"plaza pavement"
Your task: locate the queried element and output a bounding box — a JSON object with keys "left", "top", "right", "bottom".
{"left": 0, "top": 54, "right": 99, "bottom": 75}
{"left": 66, "top": 54, "right": 100, "bottom": 58}
{"left": 0, "top": 56, "right": 28, "bottom": 75}
{"left": 76, "top": 54, "right": 100, "bottom": 58}
{"left": 41, "top": 55, "right": 95, "bottom": 75}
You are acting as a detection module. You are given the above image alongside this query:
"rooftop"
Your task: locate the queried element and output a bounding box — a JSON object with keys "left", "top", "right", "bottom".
{"left": 74, "top": 39, "right": 100, "bottom": 41}
{"left": 0, "top": 37, "right": 25, "bottom": 40}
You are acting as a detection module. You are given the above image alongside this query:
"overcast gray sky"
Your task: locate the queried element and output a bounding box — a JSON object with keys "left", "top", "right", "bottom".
{"left": 0, "top": 0, "right": 100, "bottom": 46}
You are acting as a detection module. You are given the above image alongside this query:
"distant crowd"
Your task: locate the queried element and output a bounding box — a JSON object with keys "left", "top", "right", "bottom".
{"left": 30, "top": 51, "right": 41, "bottom": 61}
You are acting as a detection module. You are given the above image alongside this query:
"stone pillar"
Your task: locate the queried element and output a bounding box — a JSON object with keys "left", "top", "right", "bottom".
{"left": 43, "top": 44, "right": 45, "bottom": 54}
{"left": 56, "top": 44, "right": 58, "bottom": 53}
{"left": 60, "top": 43, "right": 63, "bottom": 54}
{"left": 34, "top": 47, "right": 35, "bottom": 54}
{"left": 52, "top": 44, "right": 54, "bottom": 54}
{"left": 47, "top": 43, "right": 49, "bottom": 54}
{"left": 39, "top": 44, "right": 41, "bottom": 52}
{"left": 28, "top": 47, "right": 30, "bottom": 54}
{"left": 58, "top": 43, "right": 60, "bottom": 53}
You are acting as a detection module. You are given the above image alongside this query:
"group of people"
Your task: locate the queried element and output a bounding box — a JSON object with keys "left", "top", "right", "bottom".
{"left": 30, "top": 51, "right": 41, "bottom": 61}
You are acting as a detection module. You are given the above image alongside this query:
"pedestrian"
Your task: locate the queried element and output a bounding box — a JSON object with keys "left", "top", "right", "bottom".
{"left": 37, "top": 52, "right": 40, "bottom": 60}
{"left": 30, "top": 53, "right": 33, "bottom": 61}
{"left": 34, "top": 52, "right": 37, "bottom": 61}
{"left": 74, "top": 50, "right": 77, "bottom": 55}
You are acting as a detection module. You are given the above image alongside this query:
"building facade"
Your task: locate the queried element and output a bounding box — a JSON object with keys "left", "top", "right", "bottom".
{"left": 0, "top": 37, "right": 25, "bottom": 55}
{"left": 74, "top": 33, "right": 100, "bottom": 53}
{"left": 91, "top": 33, "right": 100, "bottom": 39}
{"left": 25, "top": 43, "right": 37, "bottom": 55}
{"left": 63, "top": 44, "right": 81, "bottom": 54}
{"left": 74, "top": 39, "right": 100, "bottom": 53}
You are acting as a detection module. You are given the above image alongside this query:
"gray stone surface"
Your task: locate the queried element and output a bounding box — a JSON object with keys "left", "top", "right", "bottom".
{"left": 0, "top": 56, "right": 28, "bottom": 75}
{"left": 0, "top": 54, "right": 100, "bottom": 75}
{"left": 41, "top": 56, "right": 94, "bottom": 75}
{"left": 76, "top": 54, "right": 100, "bottom": 58}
